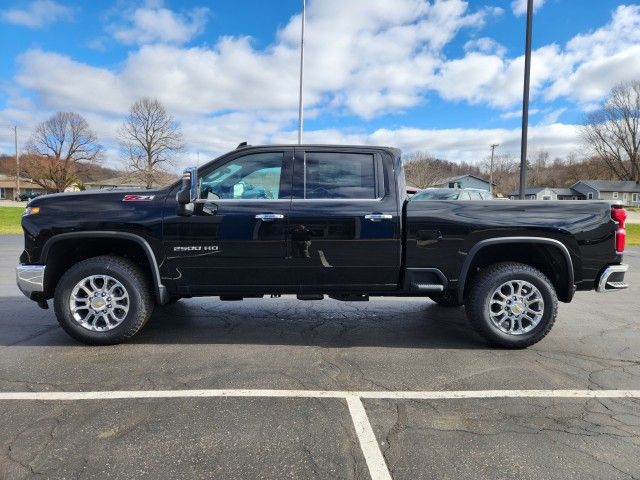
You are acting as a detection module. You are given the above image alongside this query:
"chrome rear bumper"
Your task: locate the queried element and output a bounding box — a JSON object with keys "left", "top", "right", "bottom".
{"left": 596, "top": 264, "right": 628, "bottom": 292}
{"left": 16, "top": 264, "right": 45, "bottom": 298}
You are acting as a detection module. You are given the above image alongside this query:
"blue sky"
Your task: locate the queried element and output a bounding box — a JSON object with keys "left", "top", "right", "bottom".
{"left": 1, "top": 0, "right": 640, "bottom": 168}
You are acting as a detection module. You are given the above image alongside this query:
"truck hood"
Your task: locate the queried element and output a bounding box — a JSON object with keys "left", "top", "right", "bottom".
{"left": 28, "top": 188, "right": 169, "bottom": 208}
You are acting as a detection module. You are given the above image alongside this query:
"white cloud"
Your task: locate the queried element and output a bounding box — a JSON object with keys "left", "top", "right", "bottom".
{"left": 109, "top": 2, "right": 209, "bottom": 45}
{"left": 464, "top": 37, "right": 507, "bottom": 56}
{"left": 14, "top": 0, "right": 493, "bottom": 120}
{"left": 545, "top": 5, "right": 640, "bottom": 103}
{"left": 433, "top": 4, "right": 640, "bottom": 111}
{"left": 540, "top": 107, "right": 565, "bottom": 125}
{"left": 0, "top": 0, "right": 72, "bottom": 28}
{"left": 511, "top": 0, "right": 545, "bottom": 17}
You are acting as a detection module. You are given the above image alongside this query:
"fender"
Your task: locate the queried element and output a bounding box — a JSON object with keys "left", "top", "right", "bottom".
{"left": 457, "top": 236, "right": 575, "bottom": 303}
{"left": 41, "top": 231, "right": 169, "bottom": 304}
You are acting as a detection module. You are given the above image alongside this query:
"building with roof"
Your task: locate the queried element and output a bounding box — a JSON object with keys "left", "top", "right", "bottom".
{"left": 508, "top": 180, "right": 640, "bottom": 204}
{"left": 0, "top": 174, "right": 47, "bottom": 201}
{"left": 430, "top": 175, "right": 494, "bottom": 192}
{"left": 508, "top": 187, "right": 585, "bottom": 201}
{"left": 571, "top": 180, "right": 640, "bottom": 205}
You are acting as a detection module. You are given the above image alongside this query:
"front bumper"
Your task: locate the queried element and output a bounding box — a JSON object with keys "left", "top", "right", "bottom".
{"left": 596, "top": 264, "right": 628, "bottom": 292}
{"left": 16, "top": 264, "right": 45, "bottom": 299}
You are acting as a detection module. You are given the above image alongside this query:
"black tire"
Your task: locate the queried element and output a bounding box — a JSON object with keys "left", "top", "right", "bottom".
{"left": 429, "top": 291, "right": 463, "bottom": 307}
{"left": 54, "top": 255, "right": 154, "bottom": 345}
{"left": 465, "top": 262, "right": 557, "bottom": 349}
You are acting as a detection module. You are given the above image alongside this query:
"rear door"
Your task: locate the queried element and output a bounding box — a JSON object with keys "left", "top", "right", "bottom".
{"left": 288, "top": 148, "right": 401, "bottom": 291}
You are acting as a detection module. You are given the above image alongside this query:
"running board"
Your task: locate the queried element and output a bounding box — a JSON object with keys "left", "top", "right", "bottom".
{"left": 410, "top": 283, "right": 444, "bottom": 293}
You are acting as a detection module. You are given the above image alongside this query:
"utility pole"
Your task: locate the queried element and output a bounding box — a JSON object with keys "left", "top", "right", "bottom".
{"left": 489, "top": 143, "right": 499, "bottom": 194}
{"left": 297, "top": 0, "right": 306, "bottom": 144}
{"left": 519, "top": 0, "right": 534, "bottom": 200}
{"left": 14, "top": 126, "right": 20, "bottom": 199}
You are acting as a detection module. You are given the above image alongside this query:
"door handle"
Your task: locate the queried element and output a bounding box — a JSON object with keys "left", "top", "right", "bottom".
{"left": 364, "top": 213, "right": 392, "bottom": 222}
{"left": 255, "top": 213, "right": 285, "bottom": 221}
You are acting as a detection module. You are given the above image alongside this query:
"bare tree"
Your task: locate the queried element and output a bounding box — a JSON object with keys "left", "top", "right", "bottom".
{"left": 24, "top": 112, "right": 102, "bottom": 192}
{"left": 582, "top": 81, "right": 640, "bottom": 182}
{"left": 403, "top": 151, "right": 448, "bottom": 188}
{"left": 119, "top": 98, "right": 184, "bottom": 189}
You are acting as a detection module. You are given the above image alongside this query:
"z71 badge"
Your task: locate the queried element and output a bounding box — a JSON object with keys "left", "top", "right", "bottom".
{"left": 122, "top": 194, "right": 155, "bottom": 202}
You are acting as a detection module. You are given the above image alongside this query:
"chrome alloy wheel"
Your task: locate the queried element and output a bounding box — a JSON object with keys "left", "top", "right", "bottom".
{"left": 488, "top": 280, "right": 544, "bottom": 335}
{"left": 69, "top": 275, "right": 130, "bottom": 331}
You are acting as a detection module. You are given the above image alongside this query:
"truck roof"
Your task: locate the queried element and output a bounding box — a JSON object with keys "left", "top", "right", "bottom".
{"left": 234, "top": 143, "right": 401, "bottom": 157}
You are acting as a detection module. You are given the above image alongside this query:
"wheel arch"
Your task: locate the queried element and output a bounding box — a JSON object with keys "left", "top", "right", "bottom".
{"left": 457, "top": 237, "right": 575, "bottom": 304}
{"left": 41, "top": 231, "right": 168, "bottom": 304}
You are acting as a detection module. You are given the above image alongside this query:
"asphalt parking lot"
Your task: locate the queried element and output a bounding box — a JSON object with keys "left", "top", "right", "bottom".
{"left": 1, "top": 234, "right": 639, "bottom": 479}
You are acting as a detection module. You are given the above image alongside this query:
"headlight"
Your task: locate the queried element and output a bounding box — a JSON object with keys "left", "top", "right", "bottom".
{"left": 23, "top": 207, "right": 40, "bottom": 216}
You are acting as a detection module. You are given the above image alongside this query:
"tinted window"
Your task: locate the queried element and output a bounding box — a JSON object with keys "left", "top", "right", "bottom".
{"left": 200, "top": 152, "right": 283, "bottom": 200}
{"left": 412, "top": 190, "right": 460, "bottom": 200}
{"left": 304, "top": 152, "right": 376, "bottom": 199}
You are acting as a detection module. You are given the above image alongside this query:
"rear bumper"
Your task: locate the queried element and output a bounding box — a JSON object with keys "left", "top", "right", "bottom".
{"left": 16, "top": 264, "right": 45, "bottom": 299}
{"left": 596, "top": 264, "right": 628, "bottom": 292}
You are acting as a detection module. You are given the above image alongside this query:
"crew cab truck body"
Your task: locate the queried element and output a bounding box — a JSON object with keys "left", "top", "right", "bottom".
{"left": 17, "top": 144, "right": 629, "bottom": 347}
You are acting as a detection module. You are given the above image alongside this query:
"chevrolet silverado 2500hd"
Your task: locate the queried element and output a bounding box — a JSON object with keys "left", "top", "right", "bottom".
{"left": 16, "top": 144, "right": 629, "bottom": 347}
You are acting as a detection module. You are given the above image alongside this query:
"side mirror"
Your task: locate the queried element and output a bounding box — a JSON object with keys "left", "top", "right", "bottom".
{"left": 176, "top": 167, "right": 197, "bottom": 216}
{"left": 177, "top": 167, "right": 198, "bottom": 205}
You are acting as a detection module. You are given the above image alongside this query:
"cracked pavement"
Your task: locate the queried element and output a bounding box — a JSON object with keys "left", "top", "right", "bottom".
{"left": 1, "top": 235, "right": 639, "bottom": 479}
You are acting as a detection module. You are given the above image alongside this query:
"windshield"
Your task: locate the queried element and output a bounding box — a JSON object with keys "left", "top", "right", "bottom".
{"left": 412, "top": 190, "right": 460, "bottom": 200}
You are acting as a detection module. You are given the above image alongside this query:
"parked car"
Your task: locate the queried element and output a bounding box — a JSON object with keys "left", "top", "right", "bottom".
{"left": 17, "top": 144, "right": 628, "bottom": 348}
{"left": 15, "top": 191, "right": 41, "bottom": 202}
{"left": 412, "top": 188, "right": 494, "bottom": 200}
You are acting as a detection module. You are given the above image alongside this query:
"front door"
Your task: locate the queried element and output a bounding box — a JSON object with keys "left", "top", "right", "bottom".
{"left": 162, "top": 149, "right": 294, "bottom": 294}
{"left": 288, "top": 148, "right": 402, "bottom": 291}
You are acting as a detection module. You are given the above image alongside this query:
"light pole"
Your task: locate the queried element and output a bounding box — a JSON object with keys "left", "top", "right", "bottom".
{"left": 297, "top": 0, "right": 306, "bottom": 144}
{"left": 489, "top": 143, "right": 499, "bottom": 194}
{"left": 519, "top": 0, "right": 534, "bottom": 200}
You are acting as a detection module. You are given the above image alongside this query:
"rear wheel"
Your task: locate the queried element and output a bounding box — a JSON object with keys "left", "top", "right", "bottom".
{"left": 54, "top": 256, "right": 153, "bottom": 345}
{"left": 465, "top": 262, "right": 557, "bottom": 349}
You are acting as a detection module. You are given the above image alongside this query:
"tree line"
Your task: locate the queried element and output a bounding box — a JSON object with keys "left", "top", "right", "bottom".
{"left": 12, "top": 97, "right": 183, "bottom": 192}
{"left": 405, "top": 80, "right": 640, "bottom": 194}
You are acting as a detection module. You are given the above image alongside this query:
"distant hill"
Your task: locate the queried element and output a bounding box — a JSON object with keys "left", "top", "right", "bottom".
{"left": 0, "top": 155, "right": 126, "bottom": 183}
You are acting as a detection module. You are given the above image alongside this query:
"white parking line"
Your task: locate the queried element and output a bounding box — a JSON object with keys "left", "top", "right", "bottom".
{"left": 1, "top": 388, "right": 639, "bottom": 401}
{"left": 346, "top": 395, "right": 392, "bottom": 480}
{"left": 3, "top": 388, "right": 639, "bottom": 480}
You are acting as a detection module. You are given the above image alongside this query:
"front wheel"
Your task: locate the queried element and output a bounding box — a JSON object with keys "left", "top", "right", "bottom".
{"left": 465, "top": 262, "right": 557, "bottom": 349}
{"left": 54, "top": 256, "right": 154, "bottom": 345}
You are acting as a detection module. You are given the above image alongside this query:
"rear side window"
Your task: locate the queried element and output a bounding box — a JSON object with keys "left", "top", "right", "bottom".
{"left": 304, "top": 152, "right": 376, "bottom": 199}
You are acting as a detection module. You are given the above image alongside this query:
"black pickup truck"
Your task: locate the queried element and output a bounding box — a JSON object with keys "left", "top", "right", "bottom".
{"left": 17, "top": 144, "right": 629, "bottom": 348}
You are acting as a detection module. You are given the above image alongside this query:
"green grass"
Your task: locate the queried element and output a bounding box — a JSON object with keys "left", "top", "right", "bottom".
{"left": 0, "top": 206, "right": 23, "bottom": 234}
{"left": 628, "top": 223, "right": 640, "bottom": 246}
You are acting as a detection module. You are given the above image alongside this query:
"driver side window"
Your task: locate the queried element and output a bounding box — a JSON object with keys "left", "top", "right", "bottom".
{"left": 199, "top": 152, "right": 284, "bottom": 200}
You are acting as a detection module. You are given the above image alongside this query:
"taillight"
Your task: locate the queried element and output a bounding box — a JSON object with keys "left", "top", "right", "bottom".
{"left": 611, "top": 206, "right": 627, "bottom": 253}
